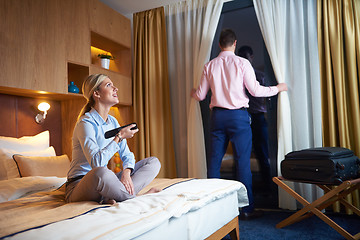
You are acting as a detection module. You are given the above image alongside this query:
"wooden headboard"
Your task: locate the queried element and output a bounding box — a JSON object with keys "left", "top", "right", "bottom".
{"left": 0, "top": 93, "right": 62, "bottom": 155}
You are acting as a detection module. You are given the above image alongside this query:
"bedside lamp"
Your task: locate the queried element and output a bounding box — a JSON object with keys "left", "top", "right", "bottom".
{"left": 35, "top": 102, "right": 50, "bottom": 124}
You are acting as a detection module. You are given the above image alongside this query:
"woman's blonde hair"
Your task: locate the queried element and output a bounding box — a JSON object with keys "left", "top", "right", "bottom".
{"left": 77, "top": 74, "right": 108, "bottom": 120}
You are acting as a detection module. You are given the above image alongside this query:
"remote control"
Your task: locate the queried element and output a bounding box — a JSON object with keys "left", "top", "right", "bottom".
{"left": 104, "top": 123, "right": 138, "bottom": 139}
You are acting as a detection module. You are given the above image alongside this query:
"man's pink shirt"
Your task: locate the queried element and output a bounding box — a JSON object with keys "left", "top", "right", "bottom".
{"left": 194, "top": 51, "right": 278, "bottom": 109}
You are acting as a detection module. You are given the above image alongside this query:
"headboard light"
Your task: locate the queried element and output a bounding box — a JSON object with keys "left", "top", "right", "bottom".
{"left": 35, "top": 102, "right": 50, "bottom": 124}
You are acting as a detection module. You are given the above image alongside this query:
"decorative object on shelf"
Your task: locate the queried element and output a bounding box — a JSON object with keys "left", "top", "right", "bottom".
{"left": 68, "top": 81, "right": 80, "bottom": 93}
{"left": 98, "top": 53, "right": 115, "bottom": 70}
{"left": 35, "top": 102, "right": 50, "bottom": 124}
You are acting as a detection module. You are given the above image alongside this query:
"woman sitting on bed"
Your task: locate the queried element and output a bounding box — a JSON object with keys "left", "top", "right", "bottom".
{"left": 65, "top": 74, "right": 161, "bottom": 204}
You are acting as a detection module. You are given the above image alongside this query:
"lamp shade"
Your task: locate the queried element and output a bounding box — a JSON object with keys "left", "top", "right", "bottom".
{"left": 38, "top": 102, "right": 50, "bottom": 112}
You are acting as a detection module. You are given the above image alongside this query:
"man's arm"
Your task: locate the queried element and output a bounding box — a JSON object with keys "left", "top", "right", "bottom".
{"left": 191, "top": 68, "right": 210, "bottom": 101}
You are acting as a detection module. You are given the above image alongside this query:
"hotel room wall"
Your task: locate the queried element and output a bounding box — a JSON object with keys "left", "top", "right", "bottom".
{"left": 0, "top": 93, "right": 62, "bottom": 155}
{"left": 0, "top": 0, "right": 133, "bottom": 161}
{"left": 0, "top": 0, "right": 90, "bottom": 94}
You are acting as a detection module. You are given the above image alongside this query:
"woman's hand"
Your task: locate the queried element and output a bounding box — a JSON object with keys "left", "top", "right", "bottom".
{"left": 114, "top": 124, "right": 139, "bottom": 143}
{"left": 120, "top": 168, "right": 134, "bottom": 195}
{"left": 118, "top": 124, "right": 139, "bottom": 140}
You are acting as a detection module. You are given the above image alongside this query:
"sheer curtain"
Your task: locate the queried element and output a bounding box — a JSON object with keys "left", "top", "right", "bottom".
{"left": 253, "top": 0, "right": 323, "bottom": 209}
{"left": 165, "top": 0, "right": 224, "bottom": 178}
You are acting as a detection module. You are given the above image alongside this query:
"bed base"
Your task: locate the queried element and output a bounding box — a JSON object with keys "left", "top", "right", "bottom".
{"left": 205, "top": 216, "right": 239, "bottom": 240}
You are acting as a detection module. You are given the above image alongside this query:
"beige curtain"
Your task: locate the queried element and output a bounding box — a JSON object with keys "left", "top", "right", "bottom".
{"left": 317, "top": 0, "right": 360, "bottom": 214}
{"left": 133, "top": 7, "right": 176, "bottom": 178}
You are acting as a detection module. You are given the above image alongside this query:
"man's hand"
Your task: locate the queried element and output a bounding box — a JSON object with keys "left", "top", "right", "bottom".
{"left": 120, "top": 168, "right": 134, "bottom": 195}
{"left": 276, "top": 83, "right": 288, "bottom": 92}
{"left": 191, "top": 88, "right": 197, "bottom": 98}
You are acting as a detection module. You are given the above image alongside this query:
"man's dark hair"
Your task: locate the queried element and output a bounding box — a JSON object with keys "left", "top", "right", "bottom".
{"left": 237, "top": 45, "right": 253, "bottom": 58}
{"left": 219, "top": 29, "right": 237, "bottom": 48}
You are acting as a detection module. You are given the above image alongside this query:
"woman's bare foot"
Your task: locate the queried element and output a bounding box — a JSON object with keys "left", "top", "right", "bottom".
{"left": 103, "top": 199, "right": 116, "bottom": 205}
{"left": 145, "top": 187, "right": 161, "bottom": 194}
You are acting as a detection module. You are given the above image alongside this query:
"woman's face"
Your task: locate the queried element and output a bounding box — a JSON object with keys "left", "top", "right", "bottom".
{"left": 94, "top": 77, "right": 119, "bottom": 106}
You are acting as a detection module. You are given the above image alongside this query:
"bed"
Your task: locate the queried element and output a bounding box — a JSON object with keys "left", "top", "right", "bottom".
{"left": 0, "top": 131, "right": 249, "bottom": 240}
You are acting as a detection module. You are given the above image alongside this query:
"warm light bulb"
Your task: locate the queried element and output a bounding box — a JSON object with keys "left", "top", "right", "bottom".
{"left": 35, "top": 102, "right": 50, "bottom": 124}
{"left": 38, "top": 102, "right": 50, "bottom": 112}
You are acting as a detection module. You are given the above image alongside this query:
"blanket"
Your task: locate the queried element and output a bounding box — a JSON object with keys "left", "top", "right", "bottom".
{"left": 0, "top": 178, "right": 248, "bottom": 240}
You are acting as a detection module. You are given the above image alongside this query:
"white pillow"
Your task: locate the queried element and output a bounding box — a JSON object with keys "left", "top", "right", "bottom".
{"left": 0, "top": 147, "right": 56, "bottom": 180}
{"left": 0, "top": 131, "right": 50, "bottom": 153}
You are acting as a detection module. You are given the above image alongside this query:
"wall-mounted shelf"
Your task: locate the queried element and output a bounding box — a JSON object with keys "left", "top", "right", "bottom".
{"left": 89, "top": 30, "right": 132, "bottom": 106}
{"left": 0, "top": 86, "right": 85, "bottom": 101}
{"left": 91, "top": 31, "right": 131, "bottom": 77}
{"left": 67, "top": 62, "right": 89, "bottom": 95}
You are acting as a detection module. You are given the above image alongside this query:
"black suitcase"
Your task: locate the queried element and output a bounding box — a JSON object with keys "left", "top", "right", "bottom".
{"left": 281, "top": 147, "right": 360, "bottom": 184}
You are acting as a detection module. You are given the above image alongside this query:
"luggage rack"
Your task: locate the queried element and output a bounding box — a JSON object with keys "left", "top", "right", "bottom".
{"left": 273, "top": 176, "right": 360, "bottom": 240}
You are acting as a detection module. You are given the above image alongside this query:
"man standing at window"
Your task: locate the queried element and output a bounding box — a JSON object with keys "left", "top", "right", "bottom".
{"left": 238, "top": 45, "right": 271, "bottom": 186}
{"left": 191, "top": 29, "right": 287, "bottom": 219}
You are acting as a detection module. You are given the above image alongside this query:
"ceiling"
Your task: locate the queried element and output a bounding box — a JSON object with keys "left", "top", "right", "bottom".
{"left": 100, "top": 0, "right": 183, "bottom": 18}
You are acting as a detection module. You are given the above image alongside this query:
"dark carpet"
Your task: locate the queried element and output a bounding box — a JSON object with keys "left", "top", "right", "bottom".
{"left": 228, "top": 209, "right": 360, "bottom": 240}
{"left": 221, "top": 167, "right": 359, "bottom": 239}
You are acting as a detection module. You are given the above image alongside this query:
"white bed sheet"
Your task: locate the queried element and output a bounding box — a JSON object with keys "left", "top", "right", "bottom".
{"left": 135, "top": 190, "right": 239, "bottom": 240}
{"left": 6, "top": 178, "right": 248, "bottom": 240}
{"left": 0, "top": 176, "right": 66, "bottom": 203}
